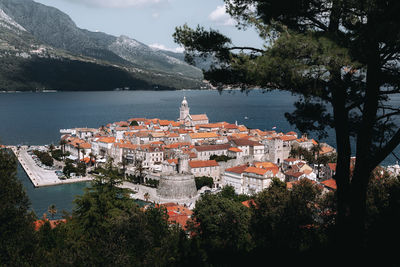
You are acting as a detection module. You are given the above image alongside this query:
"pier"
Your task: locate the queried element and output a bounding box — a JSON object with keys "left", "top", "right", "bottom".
{"left": 8, "top": 145, "right": 92, "bottom": 188}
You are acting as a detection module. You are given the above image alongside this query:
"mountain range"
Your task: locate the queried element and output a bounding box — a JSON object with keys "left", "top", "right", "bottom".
{"left": 0, "top": 0, "right": 207, "bottom": 91}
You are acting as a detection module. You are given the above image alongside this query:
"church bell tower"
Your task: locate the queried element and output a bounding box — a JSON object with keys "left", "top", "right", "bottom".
{"left": 179, "top": 96, "right": 190, "bottom": 122}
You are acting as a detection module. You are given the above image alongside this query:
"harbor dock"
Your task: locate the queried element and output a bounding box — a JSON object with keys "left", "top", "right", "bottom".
{"left": 8, "top": 146, "right": 92, "bottom": 188}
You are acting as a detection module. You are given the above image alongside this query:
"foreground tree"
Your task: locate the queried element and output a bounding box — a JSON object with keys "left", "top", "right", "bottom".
{"left": 0, "top": 148, "right": 37, "bottom": 265}
{"left": 174, "top": 0, "right": 400, "bottom": 254}
{"left": 189, "top": 189, "right": 252, "bottom": 265}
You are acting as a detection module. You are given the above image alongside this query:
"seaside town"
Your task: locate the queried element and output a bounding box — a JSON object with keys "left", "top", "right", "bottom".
{"left": 60, "top": 96, "right": 339, "bottom": 195}
{"left": 11, "top": 97, "right": 400, "bottom": 199}
{"left": 7, "top": 96, "right": 400, "bottom": 228}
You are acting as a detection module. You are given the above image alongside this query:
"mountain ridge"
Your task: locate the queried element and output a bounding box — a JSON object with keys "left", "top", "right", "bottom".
{"left": 0, "top": 0, "right": 205, "bottom": 91}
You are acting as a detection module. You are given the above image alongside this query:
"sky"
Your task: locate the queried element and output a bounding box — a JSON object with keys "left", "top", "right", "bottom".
{"left": 33, "top": 0, "right": 264, "bottom": 53}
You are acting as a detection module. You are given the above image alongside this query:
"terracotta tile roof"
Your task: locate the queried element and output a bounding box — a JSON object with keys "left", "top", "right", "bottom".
{"left": 167, "top": 159, "right": 178, "bottom": 165}
{"left": 280, "top": 135, "right": 298, "bottom": 141}
{"left": 128, "top": 118, "right": 146, "bottom": 122}
{"left": 115, "top": 127, "right": 129, "bottom": 131}
{"left": 124, "top": 132, "right": 136, "bottom": 137}
{"left": 231, "top": 133, "right": 250, "bottom": 139}
{"left": 321, "top": 179, "right": 337, "bottom": 190}
{"left": 161, "top": 204, "right": 193, "bottom": 229}
{"left": 114, "top": 143, "right": 139, "bottom": 150}
{"left": 178, "top": 129, "right": 191, "bottom": 134}
{"left": 132, "top": 125, "right": 147, "bottom": 130}
{"left": 303, "top": 169, "right": 313, "bottom": 175}
{"left": 158, "top": 120, "right": 173, "bottom": 126}
{"left": 225, "top": 164, "right": 248, "bottom": 174}
{"left": 311, "top": 139, "right": 318, "bottom": 145}
{"left": 79, "top": 142, "right": 91, "bottom": 149}
{"left": 286, "top": 131, "right": 298, "bottom": 136}
{"left": 186, "top": 151, "right": 198, "bottom": 158}
{"left": 170, "top": 121, "right": 182, "bottom": 127}
{"left": 168, "top": 133, "right": 180, "bottom": 137}
{"left": 244, "top": 166, "right": 271, "bottom": 176}
{"left": 223, "top": 124, "right": 238, "bottom": 129}
{"left": 97, "top": 137, "right": 116, "bottom": 144}
{"left": 191, "top": 114, "right": 208, "bottom": 121}
{"left": 328, "top": 163, "right": 337, "bottom": 171}
{"left": 228, "top": 147, "right": 242, "bottom": 153}
{"left": 242, "top": 199, "right": 256, "bottom": 208}
{"left": 194, "top": 144, "right": 231, "bottom": 152}
{"left": 150, "top": 132, "right": 165, "bottom": 138}
{"left": 231, "top": 138, "right": 262, "bottom": 147}
{"left": 284, "top": 170, "right": 305, "bottom": 178}
{"left": 135, "top": 131, "right": 150, "bottom": 138}
{"left": 163, "top": 142, "right": 191, "bottom": 149}
{"left": 244, "top": 166, "right": 269, "bottom": 176}
{"left": 189, "top": 160, "right": 219, "bottom": 168}
{"left": 254, "top": 162, "right": 278, "bottom": 169}
{"left": 198, "top": 123, "right": 224, "bottom": 128}
{"left": 80, "top": 157, "right": 94, "bottom": 164}
{"left": 238, "top": 126, "right": 248, "bottom": 132}
{"left": 34, "top": 219, "right": 67, "bottom": 231}
{"left": 151, "top": 141, "right": 164, "bottom": 145}
{"left": 114, "top": 121, "right": 130, "bottom": 127}
{"left": 320, "top": 146, "right": 334, "bottom": 154}
{"left": 286, "top": 178, "right": 317, "bottom": 189}
{"left": 189, "top": 132, "right": 219, "bottom": 139}
{"left": 296, "top": 137, "right": 309, "bottom": 143}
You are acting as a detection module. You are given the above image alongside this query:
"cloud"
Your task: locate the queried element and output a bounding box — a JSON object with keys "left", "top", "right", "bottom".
{"left": 149, "top": 43, "right": 184, "bottom": 53}
{"left": 208, "top": 5, "right": 236, "bottom": 26}
{"left": 62, "top": 0, "right": 167, "bottom": 8}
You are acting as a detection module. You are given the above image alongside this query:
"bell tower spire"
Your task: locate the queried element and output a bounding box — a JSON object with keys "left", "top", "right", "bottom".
{"left": 179, "top": 96, "right": 190, "bottom": 122}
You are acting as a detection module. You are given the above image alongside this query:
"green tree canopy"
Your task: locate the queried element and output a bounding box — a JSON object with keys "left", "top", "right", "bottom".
{"left": 0, "top": 149, "right": 37, "bottom": 265}
{"left": 189, "top": 190, "right": 252, "bottom": 265}
{"left": 174, "top": 0, "right": 400, "bottom": 251}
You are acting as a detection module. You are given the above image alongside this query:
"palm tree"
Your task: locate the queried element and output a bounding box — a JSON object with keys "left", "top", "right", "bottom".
{"left": 59, "top": 139, "right": 67, "bottom": 160}
{"left": 92, "top": 154, "right": 97, "bottom": 169}
{"left": 134, "top": 158, "right": 145, "bottom": 184}
{"left": 77, "top": 144, "right": 81, "bottom": 161}
{"left": 81, "top": 149, "right": 86, "bottom": 160}
{"left": 311, "top": 143, "right": 322, "bottom": 179}
{"left": 89, "top": 152, "right": 94, "bottom": 167}
{"left": 48, "top": 204, "right": 57, "bottom": 219}
{"left": 119, "top": 156, "right": 128, "bottom": 179}
{"left": 144, "top": 192, "right": 150, "bottom": 202}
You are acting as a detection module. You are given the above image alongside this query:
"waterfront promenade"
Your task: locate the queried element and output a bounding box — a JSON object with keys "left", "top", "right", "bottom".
{"left": 9, "top": 146, "right": 92, "bottom": 188}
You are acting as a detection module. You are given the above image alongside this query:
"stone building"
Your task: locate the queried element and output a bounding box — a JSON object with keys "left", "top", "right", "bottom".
{"left": 193, "top": 144, "right": 231, "bottom": 160}
{"left": 223, "top": 164, "right": 249, "bottom": 194}
{"left": 189, "top": 160, "right": 220, "bottom": 183}
{"left": 157, "top": 153, "right": 198, "bottom": 200}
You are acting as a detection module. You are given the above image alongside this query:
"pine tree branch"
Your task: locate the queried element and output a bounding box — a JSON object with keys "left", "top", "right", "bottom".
{"left": 369, "top": 128, "right": 400, "bottom": 171}
{"left": 228, "top": 46, "right": 264, "bottom": 53}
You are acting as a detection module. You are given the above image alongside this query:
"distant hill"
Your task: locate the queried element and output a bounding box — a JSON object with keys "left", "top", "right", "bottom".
{"left": 0, "top": 0, "right": 206, "bottom": 91}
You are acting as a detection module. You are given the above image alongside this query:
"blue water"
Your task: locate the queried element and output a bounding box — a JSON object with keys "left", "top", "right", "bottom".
{"left": 0, "top": 90, "right": 398, "bottom": 217}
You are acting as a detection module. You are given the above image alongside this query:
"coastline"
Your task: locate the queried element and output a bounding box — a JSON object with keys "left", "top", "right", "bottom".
{"left": 7, "top": 145, "right": 200, "bottom": 206}
{"left": 8, "top": 146, "right": 92, "bottom": 188}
